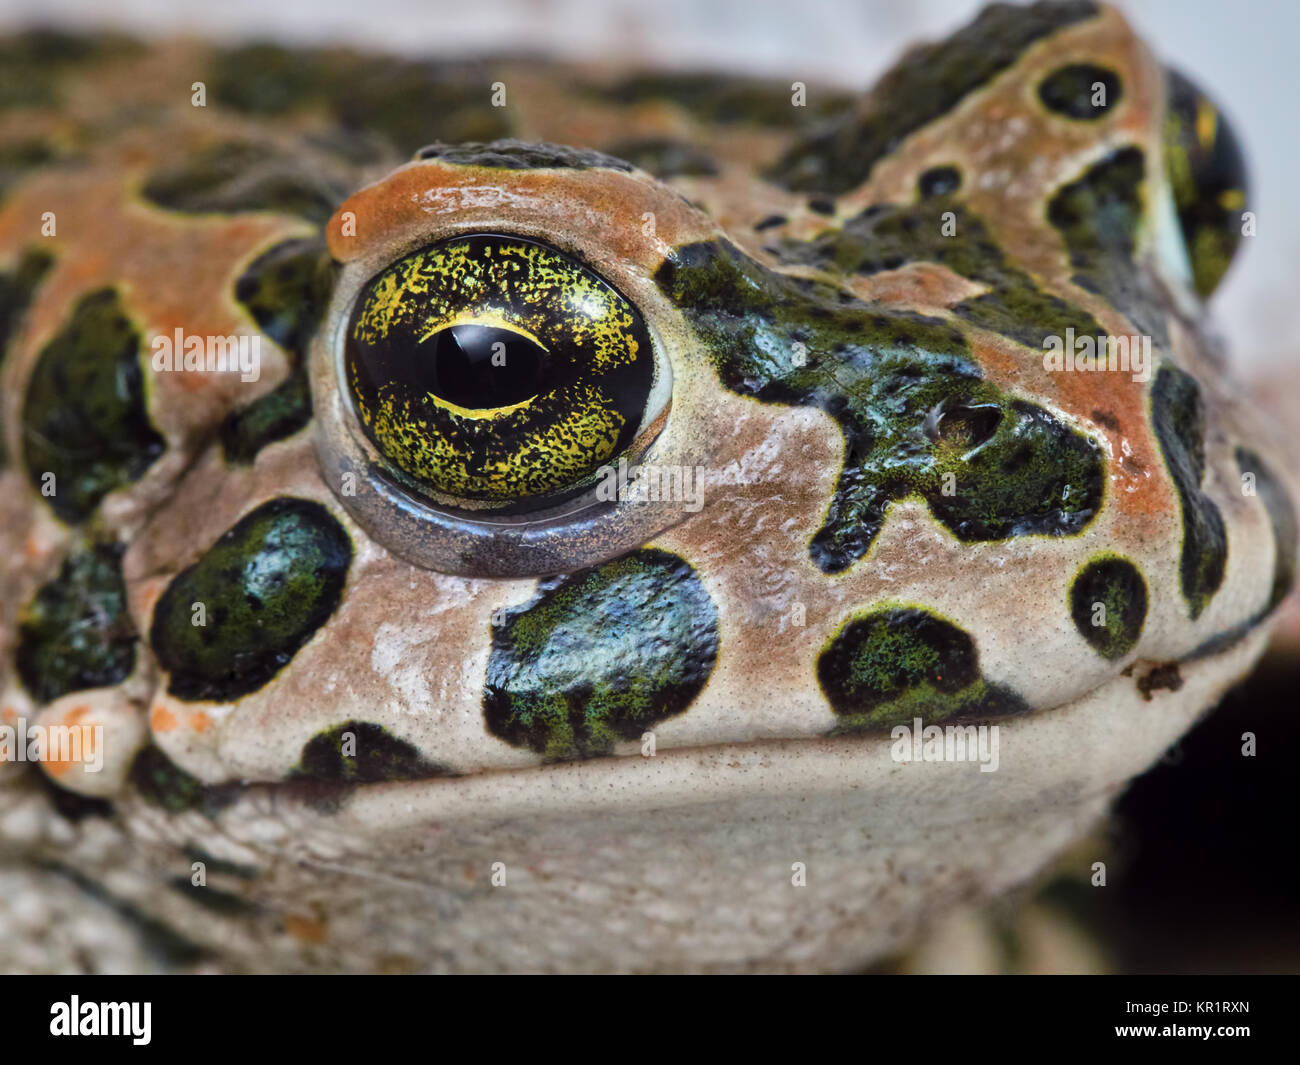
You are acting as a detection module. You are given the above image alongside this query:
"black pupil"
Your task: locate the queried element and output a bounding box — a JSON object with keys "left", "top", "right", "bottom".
{"left": 427, "top": 324, "right": 547, "bottom": 409}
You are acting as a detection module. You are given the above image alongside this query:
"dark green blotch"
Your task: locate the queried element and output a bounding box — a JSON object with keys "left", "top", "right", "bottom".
{"left": 141, "top": 140, "right": 348, "bottom": 224}
{"left": 818, "top": 606, "right": 1027, "bottom": 731}
{"left": 22, "top": 288, "right": 165, "bottom": 523}
{"left": 149, "top": 497, "right": 352, "bottom": 702}
{"left": 0, "top": 248, "right": 53, "bottom": 350}
{"left": 0, "top": 247, "right": 55, "bottom": 464}
{"left": 1163, "top": 67, "right": 1249, "bottom": 297}
{"left": 777, "top": 194, "right": 1110, "bottom": 351}
{"left": 599, "top": 137, "right": 718, "bottom": 179}
{"left": 0, "top": 138, "right": 59, "bottom": 203}
{"left": 767, "top": 0, "right": 1100, "bottom": 193}
{"left": 655, "top": 240, "right": 1103, "bottom": 572}
{"left": 1038, "top": 63, "right": 1122, "bottom": 119}
{"left": 130, "top": 745, "right": 209, "bottom": 814}
{"left": 0, "top": 29, "right": 139, "bottom": 111}
{"left": 1046, "top": 146, "right": 1164, "bottom": 341}
{"left": 15, "top": 542, "right": 136, "bottom": 704}
{"left": 233, "top": 237, "right": 333, "bottom": 353}
{"left": 918, "top": 165, "right": 961, "bottom": 199}
{"left": 221, "top": 238, "right": 333, "bottom": 463}
{"left": 1150, "top": 366, "right": 1226, "bottom": 619}
{"left": 586, "top": 71, "right": 854, "bottom": 128}
{"left": 220, "top": 372, "right": 313, "bottom": 465}
{"left": 210, "top": 44, "right": 510, "bottom": 155}
{"left": 1237, "top": 447, "right": 1296, "bottom": 614}
{"left": 415, "top": 138, "right": 633, "bottom": 172}
{"left": 291, "top": 720, "right": 449, "bottom": 783}
{"left": 1070, "top": 554, "right": 1147, "bottom": 659}
{"left": 484, "top": 548, "right": 719, "bottom": 760}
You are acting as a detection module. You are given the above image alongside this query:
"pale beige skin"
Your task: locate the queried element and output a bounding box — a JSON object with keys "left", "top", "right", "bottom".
{"left": 0, "top": 4, "right": 1290, "bottom": 972}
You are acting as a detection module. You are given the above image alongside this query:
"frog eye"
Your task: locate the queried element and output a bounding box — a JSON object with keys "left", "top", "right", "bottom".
{"left": 1162, "top": 68, "right": 1249, "bottom": 297}
{"left": 343, "top": 234, "right": 657, "bottom": 505}
{"left": 315, "top": 227, "right": 682, "bottom": 577}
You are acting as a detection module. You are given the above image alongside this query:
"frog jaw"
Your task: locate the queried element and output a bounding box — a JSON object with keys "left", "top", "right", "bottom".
{"left": 73, "top": 622, "right": 1258, "bottom": 974}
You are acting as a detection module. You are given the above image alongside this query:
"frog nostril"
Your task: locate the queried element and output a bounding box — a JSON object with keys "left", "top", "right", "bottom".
{"left": 926, "top": 402, "right": 1002, "bottom": 450}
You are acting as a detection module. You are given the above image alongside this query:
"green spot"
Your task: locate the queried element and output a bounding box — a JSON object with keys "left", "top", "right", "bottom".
{"left": 234, "top": 237, "right": 333, "bottom": 353}
{"left": 1236, "top": 447, "right": 1296, "bottom": 614}
{"left": 141, "top": 140, "right": 347, "bottom": 224}
{"left": 1162, "top": 68, "right": 1249, "bottom": 297}
{"left": 149, "top": 498, "right": 352, "bottom": 702}
{"left": 1046, "top": 147, "right": 1163, "bottom": 341}
{"left": 415, "top": 139, "right": 633, "bottom": 171}
{"left": 130, "top": 745, "right": 209, "bottom": 814}
{"left": 0, "top": 29, "right": 139, "bottom": 111}
{"left": 484, "top": 549, "right": 719, "bottom": 760}
{"left": 220, "top": 372, "right": 313, "bottom": 465}
{"left": 1150, "top": 366, "right": 1226, "bottom": 619}
{"left": 291, "top": 720, "right": 449, "bottom": 783}
{"left": 655, "top": 240, "right": 1104, "bottom": 573}
{"left": 1187, "top": 449, "right": 1297, "bottom": 660}
{"left": 818, "top": 606, "right": 1027, "bottom": 731}
{"left": 21, "top": 288, "right": 165, "bottom": 523}
{"left": 1038, "top": 63, "right": 1122, "bottom": 119}
{"left": 767, "top": 0, "right": 1100, "bottom": 194}
{"left": 15, "top": 543, "right": 136, "bottom": 704}
{"left": 777, "top": 195, "right": 1111, "bottom": 351}
{"left": 0, "top": 247, "right": 54, "bottom": 464}
{"left": 917, "top": 165, "right": 961, "bottom": 199}
{"left": 1070, "top": 554, "right": 1147, "bottom": 659}
{"left": 221, "top": 238, "right": 333, "bottom": 463}
{"left": 210, "top": 45, "right": 510, "bottom": 155}
{"left": 586, "top": 72, "right": 853, "bottom": 129}
{"left": 0, "top": 138, "right": 59, "bottom": 203}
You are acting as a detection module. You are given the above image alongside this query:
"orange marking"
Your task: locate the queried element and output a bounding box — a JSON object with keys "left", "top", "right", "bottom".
{"left": 1, "top": 707, "right": 16, "bottom": 724}
{"left": 44, "top": 724, "right": 97, "bottom": 778}
{"left": 284, "top": 913, "right": 328, "bottom": 945}
{"left": 151, "top": 705, "right": 177, "bottom": 733}
{"left": 328, "top": 161, "right": 714, "bottom": 271}
{"left": 190, "top": 710, "right": 212, "bottom": 733}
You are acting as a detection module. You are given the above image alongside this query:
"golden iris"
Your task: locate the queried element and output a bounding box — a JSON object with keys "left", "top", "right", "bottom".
{"left": 345, "top": 235, "right": 653, "bottom": 502}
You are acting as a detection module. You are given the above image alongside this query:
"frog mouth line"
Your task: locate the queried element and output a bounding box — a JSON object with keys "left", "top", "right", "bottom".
{"left": 138, "top": 628, "right": 1268, "bottom": 840}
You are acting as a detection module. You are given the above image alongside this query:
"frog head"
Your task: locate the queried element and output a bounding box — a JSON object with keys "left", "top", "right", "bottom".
{"left": 1, "top": 2, "right": 1291, "bottom": 971}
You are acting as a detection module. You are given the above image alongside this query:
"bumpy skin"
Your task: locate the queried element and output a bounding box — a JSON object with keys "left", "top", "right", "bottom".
{"left": 0, "top": 4, "right": 1293, "bottom": 972}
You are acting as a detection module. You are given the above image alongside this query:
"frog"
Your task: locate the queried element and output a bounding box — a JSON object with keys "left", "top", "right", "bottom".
{"left": 0, "top": 0, "right": 1292, "bottom": 974}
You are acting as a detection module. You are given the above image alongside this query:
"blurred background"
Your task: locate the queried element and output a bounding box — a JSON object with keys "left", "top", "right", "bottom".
{"left": 0, "top": 0, "right": 1294, "bottom": 972}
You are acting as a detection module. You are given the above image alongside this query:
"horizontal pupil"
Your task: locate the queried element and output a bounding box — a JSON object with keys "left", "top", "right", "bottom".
{"left": 428, "top": 323, "right": 547, "bottom": 410}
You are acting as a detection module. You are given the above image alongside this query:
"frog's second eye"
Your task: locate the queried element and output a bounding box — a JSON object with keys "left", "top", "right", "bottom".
{"left": 344, "top": 234, "right": 655, "bottom": 505}
{"left": 1163, "top": 68, "right": 1249, "bottom": 298}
